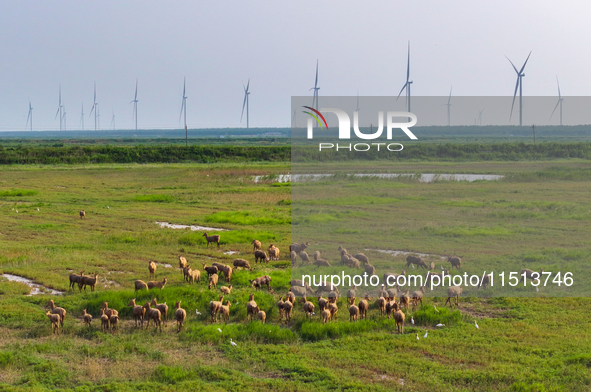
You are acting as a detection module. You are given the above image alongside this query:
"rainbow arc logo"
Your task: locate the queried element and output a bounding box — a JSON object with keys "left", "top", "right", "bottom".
{"left": 302, "top": 106, "right": 328, "bottom": 129}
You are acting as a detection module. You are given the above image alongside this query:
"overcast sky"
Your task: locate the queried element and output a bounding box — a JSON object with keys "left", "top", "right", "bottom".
{"left": 0, "top": 1, "right": 589, "bottom": 130}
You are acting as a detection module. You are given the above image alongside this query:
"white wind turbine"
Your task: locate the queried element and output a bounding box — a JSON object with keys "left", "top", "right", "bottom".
{"left": 89, "top": 83, "right": 98, "bottom": 131}
{"left": 55, "top": 85, "right": 64, "bottom": 131}
{"left": 397, "top": 41, "right": 413, "bottom": 112}
{"left": 310, "top": 60, "right": 319, "bottom": 111}
{"left": 506, "top": 51, "right": 532, "bottom": 126}
{"left": 550, "top": 77, "right": 564, "bottom": 126}
{"left": 241, "top": 79, "right": 251, "bottom": 128}
{"left": 131, "top": 79, "right": 138, "bottom": 130}
{"left": 179, "top": 77, "right": 188, "bottom": 146}
{"left": 443, "top": 86, "right": 452, "bottom": 126}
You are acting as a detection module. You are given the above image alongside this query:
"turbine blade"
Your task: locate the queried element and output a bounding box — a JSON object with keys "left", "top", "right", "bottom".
{"left": 183, "top": 77, "right": 186, "bottom": 97}
{"left": 550, "top": 99, "right": 561, "bottom": 120}
{"left": 556, "top": 76, "right": 561, "bottom": 98}
{"left": 519, "top": 51, "right": 532, "bottom": 74}
{"left": 509, "top": 77, "right": 520, "bottom": 120}
{"left": 135, "top": 79, "right": 138, "bottom": 100}
{"left": 448, "top": 86, "right": 452, "bottom": 104}
{"left": 314, "top": 60, "right": 318, "bottom": 88}
{"left": 505, "top": 56, "right": 519, "bottom": 74}
{"left": 396, "top": 83, "right": 407, "bottom": 100}
{"left": 179, "top": 99, "right": 185, "bottom": 122}
{"left": 55, "top": 107, "right": 60, "bottom": 119}
{"left": 406, "top": 41, "right": 410, "bottom": 82}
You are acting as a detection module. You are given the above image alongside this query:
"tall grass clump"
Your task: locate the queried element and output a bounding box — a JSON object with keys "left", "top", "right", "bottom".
{"left": 412, "top": 305, "right": 462, "bottom": 326}
{"left": 421, "top": 225, "right": 512, "bottom": 237}
{"left": 297, "top": 318, "right": 397, "bottom": 341}
{"left": 180, "top": 322, "right": 297, "bottom": 345}
{"left": 132, "top": 194, "right": 175, "bottom": 203}
{"left": 205, "top": 210, "right": 290, "bottom": 225}
{"left": 0, "top": 189, "right": 38, "bottom": 197}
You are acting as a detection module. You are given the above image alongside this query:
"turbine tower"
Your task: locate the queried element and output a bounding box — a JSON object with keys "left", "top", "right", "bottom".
{"left": 80, "top": 103, "right": 84, "bottom": 131}
{"left": 241, "top": 79, "right": 251, "bottom": 128}
{"left": 310, "top": 60, "right": 319, "bottom": 111}
{"left": 477, "top": 109, "right": 484, "bottom": 126}
{"left": 25, "top": 102, "right": 33, "bottom": 131}
{"left": 55, "top": 85, "right": 63, "bottom": 131}
{"left": 443, "top": 86, "right": 452, "bottom": 126}
{"left": 131, "top": 79, "right": 138, "bottom": 130}
{"left": 179, "top": 77, "right": 188, "bottom": 146}
{"left": 550, "top": 77, "right": 563, "bottom": 126}
{"left": 89, "top": 83, "right": 98, "bottom": 131}
{"left": 506, "top": 51, "right": 532, "bottom": 126}
{"left": 397, "top": 41, "right": 413, "bottom": 112}
{"left": 62, "top": 106, "right": 67, "bottom": 131}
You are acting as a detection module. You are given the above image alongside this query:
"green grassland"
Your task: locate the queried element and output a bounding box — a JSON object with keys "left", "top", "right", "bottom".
{"left": 1, "top": 160, "right": 591, "bottom": 391}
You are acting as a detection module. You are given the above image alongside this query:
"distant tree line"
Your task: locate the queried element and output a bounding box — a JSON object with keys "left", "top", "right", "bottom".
{"left": 0, "top": 145, "right": 290, "bottom": 164}
{"left": 1, "top": 142, "right": 591, "bottom": 164}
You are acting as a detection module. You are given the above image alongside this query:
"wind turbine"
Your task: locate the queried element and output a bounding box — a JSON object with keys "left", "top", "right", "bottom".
{"left": 477, "top": 109, "right": 484, "bottom": 126}
{"left": 25, "top": 102, "right": 33, "bottom": 131}
{"left": 310, "top": 60, "right": 319, "bottom": 111}
{"left": 241, "top": 79, "right": 250, "bottom": 128}
{"left": 550, "top": 76, "right": 563, "bottom": 126}
{"left": 443, "top": 86, "right": 452, "bottom": 126}
{"left": 131, "top": 79, "right": 138, "bottom": 130}
{"left": 80, "top": 103, "right": 84, "bottom": 131}
{"left": 179, "top": 77, "right": 188, "bottom": 146}
{"left": 89, "top": 83, "right": 98, "bottom": 131}
{"left": 55, "top": 85, "right": 63, "bottom": 131}
{"left": 506, "top": 51, "right": 532, "bottom": 126}
{"left": 111, "top": 109, "right": 116, "bottom": 130}
{"left": 397, "top": 41, "right": 413, "bottom": 112}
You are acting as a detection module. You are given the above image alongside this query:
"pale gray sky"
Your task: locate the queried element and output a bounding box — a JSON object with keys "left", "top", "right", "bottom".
{"left": 0, "top": 1, "right": 588, "bottom": 130}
